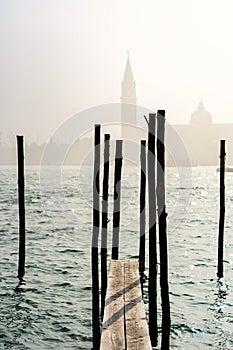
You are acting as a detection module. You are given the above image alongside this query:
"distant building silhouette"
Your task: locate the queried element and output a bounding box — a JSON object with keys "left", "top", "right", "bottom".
{"left": 121, "top": 53, "right": 137, "bottom": 106}
{"left": 172, "top": 101, "right": 233, "bottom": 165}
{"left": 1, "top": 57, "right": 233, "bottom": 166}
{"left": 121, "top": 53, "right": 138, "bottom": 139}
{"left": 190, "top": 101, "right": 212, "bottom": 125}
{"left": 120, "top": 55, "right": 233, "bottom": 166}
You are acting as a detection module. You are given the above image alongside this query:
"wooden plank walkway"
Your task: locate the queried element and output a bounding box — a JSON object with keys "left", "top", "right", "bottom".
{"left": 100, "top": 260, "right": 152, "bottom": 350}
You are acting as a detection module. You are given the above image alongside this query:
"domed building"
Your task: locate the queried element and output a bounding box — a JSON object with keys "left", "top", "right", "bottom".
{"left": 119, "top": 55, "right": 233, "bottom": 166}
{"left": 190, "top": 102, "right": 212, "bottom": 125}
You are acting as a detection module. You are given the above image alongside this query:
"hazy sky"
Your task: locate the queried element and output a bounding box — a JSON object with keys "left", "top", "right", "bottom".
{"left": 1, "top": 0, "right": 233, "bottom": 141}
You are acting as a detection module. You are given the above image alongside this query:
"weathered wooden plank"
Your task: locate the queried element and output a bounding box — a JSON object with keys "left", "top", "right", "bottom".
{"left": 100, "top": 260, "right": 152, "bottom": 350}
{"left": 124, "top": 261, "right": 152, "bottom": 350}
{"left": 100, "top": 260, "right": 125, "bottom": 349}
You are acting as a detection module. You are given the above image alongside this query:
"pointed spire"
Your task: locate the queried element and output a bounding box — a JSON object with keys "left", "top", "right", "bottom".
{"left": 123, "top": 51, "right": 134, "bottom": 81}
{"left": 121, "top": 52, "right": 137, "bottom": 138}
{"left": 121, "top": 52, "right": 136, "bottom": 104}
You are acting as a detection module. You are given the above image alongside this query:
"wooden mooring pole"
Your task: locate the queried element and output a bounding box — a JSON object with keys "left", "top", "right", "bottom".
{"left": 147, "top": 113, "right": 158, "bottom": 347}
{"left": 17, "top": 135, "right": 26, "bottom": 281}
{"left": 92, "top": 124, "right": 101, "bottom": 349}
{"left": 157, "top": 110, "right": 170, "bottom": 349}
{"left": 112, "top": 140, "right": 123, "bottom": 260}
{"left": 217, "top": 140, "right": 226, "bottom": 279}
{"left": 101, "top": 134, "right": 110, "bottom": 319}
{"left": 139, "top": 140, "right": 146, "bottom": 296}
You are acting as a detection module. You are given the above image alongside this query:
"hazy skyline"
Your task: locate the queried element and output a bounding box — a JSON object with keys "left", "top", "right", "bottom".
{"left": 1, "top": 0, "right": 233, "bottom": 142}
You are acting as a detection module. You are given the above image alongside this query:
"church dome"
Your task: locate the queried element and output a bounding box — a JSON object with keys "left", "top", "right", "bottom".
{"left": 190, "top": 102, "right": 212, "bottom": 125}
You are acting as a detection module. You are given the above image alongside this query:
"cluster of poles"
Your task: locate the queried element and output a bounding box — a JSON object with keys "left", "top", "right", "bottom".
{"left": 90, "top": 117, "right": 227, "bottom": 350}
{"left": 14, "top": 123, "right": 226, "bottom": 350}
{"left": 91, "top": 111, "right": 170, "bottom": 349}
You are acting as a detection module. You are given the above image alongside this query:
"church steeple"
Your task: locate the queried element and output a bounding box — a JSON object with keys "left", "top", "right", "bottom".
{"left": 123, "top": 52, "right": 134, "bottom": 81}
{"left": 121, "top": 52, "right": 137, "bottom": 104}
{"left": 121, "top": 53, "right": 137, "bottom": 138}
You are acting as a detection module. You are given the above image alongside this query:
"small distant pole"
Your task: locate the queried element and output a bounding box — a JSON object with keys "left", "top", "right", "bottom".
{"left": 157, "top": 110, "right": 170, "bottom": 349}
{"left": 217, "top": 140, "right": 226, "bottom": 279}
{"left": 17, "top": 135, "right": 26, "bottom": 281}
{"left": 147, "top": 113, "right": 158, "bottom": 347}
{"left": 139, "top": 140, "right": 146, "bottom": 296}
{"left": 112, "top": 140, "right": 123, "bottom": 260}
{"left": 92, "top": 124, "right": 101, "bottom": 350}
{"left": 101, "top": 134, "right": 110, "bottom": 319}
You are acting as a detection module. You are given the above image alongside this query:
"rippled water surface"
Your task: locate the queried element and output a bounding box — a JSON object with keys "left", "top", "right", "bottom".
{"left": 0, "top": 165, "right": 232, "bottom": 349}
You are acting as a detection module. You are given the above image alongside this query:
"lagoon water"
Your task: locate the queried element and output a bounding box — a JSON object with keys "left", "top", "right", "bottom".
{"left": 0, "top": 165, "right": 232, "bottom": 349}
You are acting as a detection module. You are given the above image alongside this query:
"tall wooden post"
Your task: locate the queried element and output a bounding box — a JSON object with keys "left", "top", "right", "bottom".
{"left": 147, "top": 114, "right": 158, "bottom": 347}
{"left": 17, "top": 135, "right": 26, "bottom": 281}
{"left": 157, "top": 110, "right": 170, "bottom": 349}
{"left": 112, "top": 140, "right": 123, "bottom": 260}
{"left": 101, "top": 134, "right": 110, "bottom": 319}
{"left": 217, "top": 140, "right": 226, "bottom": 279}
{"left": 139, "top": 140, "right": 146, "bottom": 296}
{"left": 92, "top": 124, "right": 101, "bottom": 349}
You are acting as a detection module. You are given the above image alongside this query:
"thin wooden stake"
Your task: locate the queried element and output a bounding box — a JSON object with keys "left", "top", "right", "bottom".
{"left": 139, "top": 140, "right": 146, "bottom": 296}
{"left": 157, "top": 110, "right": 170, "bottom": 349}
{"left": 217, "top": 140, "right": 226, "bottom": 279}
{"left": 17, "top": 135, "right": 26, "bottom": 281}
{"left": 101, "top": 134, "right": 110, "bottom": 319}
{"left": 92, "top": 124, "right": 101, "bottom": 350}
{"left": 112, "top": 140, "right": 123, "bottom": 260}
{"left": 147, "top": 113, "right": 158, "bottom": 347}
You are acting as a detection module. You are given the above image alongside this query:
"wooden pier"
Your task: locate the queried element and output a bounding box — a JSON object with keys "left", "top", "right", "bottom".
{"left": 92, "top": 114, "right": 170, "bottom": 349}
{"left": 100, "top": 260, "right": 152, "bottom": 350}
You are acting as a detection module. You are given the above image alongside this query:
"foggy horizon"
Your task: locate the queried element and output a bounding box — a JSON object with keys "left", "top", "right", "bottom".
{"left": 1, "top": 0, "right": 233, "bottom": 142}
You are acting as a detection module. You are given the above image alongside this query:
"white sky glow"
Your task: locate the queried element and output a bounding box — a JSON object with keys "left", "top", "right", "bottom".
{"left": 1, "top": 0, "right": 233, "bottom": 141}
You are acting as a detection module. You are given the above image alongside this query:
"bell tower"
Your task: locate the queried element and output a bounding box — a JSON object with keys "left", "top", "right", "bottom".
{"left": 121, "top": 53, "right": 137, "bottom": 138}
